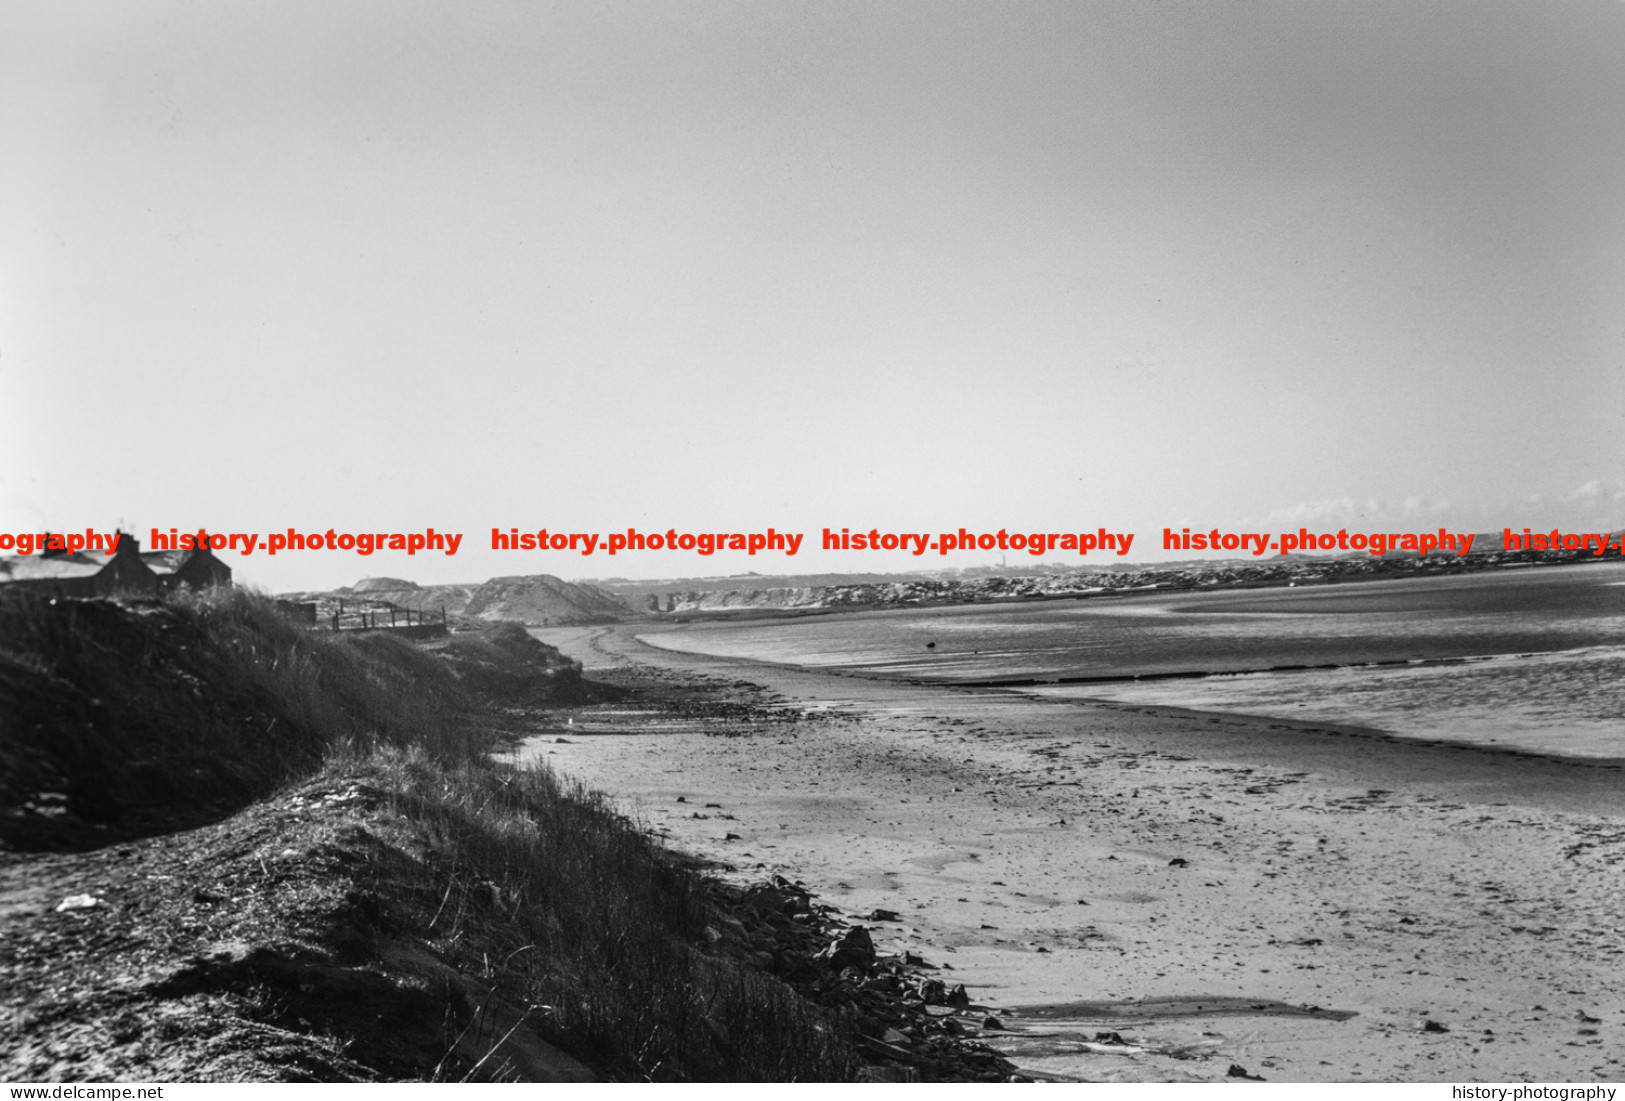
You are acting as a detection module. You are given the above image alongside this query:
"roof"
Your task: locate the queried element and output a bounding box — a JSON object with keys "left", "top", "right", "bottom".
{"left": 140, "top": 549, "right": 189, "bottom": 576}
{"left": 140, "top": 548, "right": 228, "bottom": 576}
{"left": 0, "top": 555, "right": 107, "bottom": 582}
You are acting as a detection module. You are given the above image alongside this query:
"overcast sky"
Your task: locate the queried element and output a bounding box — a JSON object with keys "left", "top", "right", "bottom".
{"left": 3, "top": 1, "right": 1623, "bottom": 591}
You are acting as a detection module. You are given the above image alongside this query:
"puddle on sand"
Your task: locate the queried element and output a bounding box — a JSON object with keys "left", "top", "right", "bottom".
{"left": 984, "top": 997, "right": 1357, "bottom": 1082}
{"left": 1013, "top": 995, "right": 1357, "bottom": 1021}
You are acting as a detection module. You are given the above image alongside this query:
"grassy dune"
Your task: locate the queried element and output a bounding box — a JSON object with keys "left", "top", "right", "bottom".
{"left": 0, "top": 588, "right": 584, "bottom": 843}
{"left": 0, "top": 589, "right": 858, "bottom": 1080}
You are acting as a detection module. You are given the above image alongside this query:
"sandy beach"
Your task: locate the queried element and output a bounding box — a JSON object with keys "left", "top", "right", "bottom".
{"left": 526, "top": 622, "right": 1625, "bottom": 1083}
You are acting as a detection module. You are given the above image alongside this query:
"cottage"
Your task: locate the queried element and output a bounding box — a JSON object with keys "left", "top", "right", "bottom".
{"left": 0, "top": 530, "right": 232, "bottom": 600}
{"left": 141, "top": 541, "right": 233, "bottom": 594}
{"left": 0, "top": 531, "right": 159, "bottom": 599}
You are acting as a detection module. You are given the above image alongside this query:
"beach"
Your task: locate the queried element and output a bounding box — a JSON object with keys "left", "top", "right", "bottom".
{"left": 527, "top": 622, "right": 1625, "bottom": 1082}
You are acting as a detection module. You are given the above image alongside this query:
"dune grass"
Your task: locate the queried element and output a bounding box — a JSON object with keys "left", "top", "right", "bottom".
{"left": 0, "top": 586, "right": 862, "bottom": 1080}
{"left": 0, "top": 587, "right": 481, "bottom": 839}
{"left": 373, "top": 748, "right": 856, "bottom": 1080}
{"left": 0, "top": 586, "right": 607, "bottom": 837}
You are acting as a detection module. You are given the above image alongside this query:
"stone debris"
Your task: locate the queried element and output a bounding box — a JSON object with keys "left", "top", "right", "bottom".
{"left": 704, "top": 875, "right": 1024, "bottom": 1082}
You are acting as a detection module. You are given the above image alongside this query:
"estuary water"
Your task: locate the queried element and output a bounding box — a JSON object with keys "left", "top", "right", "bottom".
{"left": 639, "top": 562, "right": 1625, "bottom": 758}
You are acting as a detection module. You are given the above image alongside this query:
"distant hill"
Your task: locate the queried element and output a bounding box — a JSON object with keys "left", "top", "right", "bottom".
{"left": 462, "top": 574, "right": 631, "bottom": 625}
{"left": 335, "top": 580, "right": 481, "bottom": 617}
{"left": 348, "top": 576, "right": 420, "bottom": 593}
{"left": 303, "top": 574, "right": 635, "bottom": 626}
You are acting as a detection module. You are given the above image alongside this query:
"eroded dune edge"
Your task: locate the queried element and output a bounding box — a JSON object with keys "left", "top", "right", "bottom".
{"left": 523, "top": 622, "right": 1625, "bottom": 1083}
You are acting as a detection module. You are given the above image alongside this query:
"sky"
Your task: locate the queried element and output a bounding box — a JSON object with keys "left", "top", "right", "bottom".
{"left": 3, "top": 0, "right": 1623, "bottom": 592}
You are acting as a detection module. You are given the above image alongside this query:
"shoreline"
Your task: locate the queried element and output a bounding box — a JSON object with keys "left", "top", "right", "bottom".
{"left": 938, "top": 649, "right": 1608, "bottom": 690}
{"left": 631, "top": 619, "right": 1625, "bottom": 775}
{"left": 528, "top": 622, "right": 1625, "bottom": 1081}
{"left": 627, "top": 617, "right": 1625, "bottom": 813}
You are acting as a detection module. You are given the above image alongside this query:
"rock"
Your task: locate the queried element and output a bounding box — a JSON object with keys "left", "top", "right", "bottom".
{"left": 882, "top": 1027, "right": 910, "bottom": 1046}
{"left": 1227, "top": 1063, "right": 1265, "bottom": 1080}
{"left": 869, "top": 908, "right": 901, "bottom": 922}
{"left": 1168, "top": 857, "right": 1190, "bottom": 867}
{"left": 1421, "top": 1019, "right": 1449, "bottom": 1033}
{"left": 946, "top": 983, "right": 971, "bottom": 1008}
{"left": 825, "top": 926, "right": 877, "bottom": 972}
{"left": 982, "top": 1016, "right": 1005, "bottom": 1030}
{"left": 55, "top": 894, "right": 99, "bottom": 912}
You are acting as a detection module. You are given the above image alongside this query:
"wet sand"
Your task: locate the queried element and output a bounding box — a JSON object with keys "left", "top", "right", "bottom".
{"left": 523, "top": 622, "right": 1625, "bottom": 1082}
